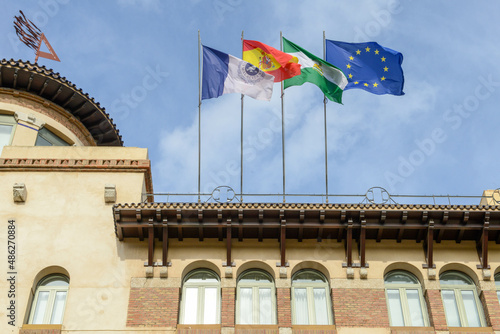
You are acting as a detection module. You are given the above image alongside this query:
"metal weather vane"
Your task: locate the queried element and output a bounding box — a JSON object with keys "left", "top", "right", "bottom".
{"left": 14, "top": 10, "right": 60, "bottom": 63}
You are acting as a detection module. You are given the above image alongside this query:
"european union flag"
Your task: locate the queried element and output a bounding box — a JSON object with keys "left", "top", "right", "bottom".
{"left": 325, "top": 40, "right": 404, "bottom": 96}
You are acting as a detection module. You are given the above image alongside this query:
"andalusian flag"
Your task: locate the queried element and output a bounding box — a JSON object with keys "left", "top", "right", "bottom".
{"left": 283, "top": 37, "right": 348, "bottom": 104}
{"left": 243, "top": 40, "right": 301, "bottom": 82}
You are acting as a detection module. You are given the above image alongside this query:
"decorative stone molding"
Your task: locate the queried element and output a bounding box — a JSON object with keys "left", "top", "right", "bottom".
{"left": 346, "top": 267, "right": 355, "bottom": 279}
{"left": 145, "top": 266, "right": 153, "bottom": 278}
{"left": 224, "top": 266, "right": 233, "bottom": 278}
{"left": 159, "top": 267, "right": 168, "bottom": 278}
{"left": 104, "top": 184, "right": 116, "bottom": 203}
{"left": 0, "top": 158, "right": 153, "bottom": 201}
{"left": 427, "top": 268, "right": 437, "bottom": 280}
{"left": 483, "top": 268, "right": 491, "bottom": 281}
{"left": 360, "top": 267, "right": 368, "bottom": 279}
{"left": 279, "top": 266, "right": 287, "bottom": 279}
{"left": 13, "top": 183, "right": 27, "bottom": 202}
{"left": 14, "top": 110, "right": 45, "bottom": 128}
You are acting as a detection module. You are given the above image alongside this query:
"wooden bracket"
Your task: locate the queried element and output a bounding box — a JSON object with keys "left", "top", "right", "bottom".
{"left": 147, "top": 223, "right": 155, "bottom": 267}
{"left": 162, "top": 222, "right": 169, "bottom": 268}
{"left": 224, "top": 218, "right": 234, "bottom": 267}
{"left": 360, "top": 219, "right": 367, "bottom": 268}
{"left": 477, "top": 213, "right": 490, "bottom": 269}
{"left": 423, "top": 219, "right": 436, "bottom": 269}
{"left": 345, "top": 218, "right": 353, "bottom": 268}
{"left": 279, "top": 219, "right": 287, "bottom": 267}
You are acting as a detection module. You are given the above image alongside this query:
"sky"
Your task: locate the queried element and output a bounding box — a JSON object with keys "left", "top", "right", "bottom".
{"left": 1, "top": 0, "right": 500, "bottom": 205}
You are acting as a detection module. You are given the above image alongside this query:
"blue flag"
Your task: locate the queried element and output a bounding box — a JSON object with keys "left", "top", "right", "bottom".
{"left": 325, "top": 40, "right": 404, "bottom": 96}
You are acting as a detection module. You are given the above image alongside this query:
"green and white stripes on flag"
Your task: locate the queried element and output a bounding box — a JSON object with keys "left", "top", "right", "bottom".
{"left": 283, "top": 37, "right": 348, "bottom": 104}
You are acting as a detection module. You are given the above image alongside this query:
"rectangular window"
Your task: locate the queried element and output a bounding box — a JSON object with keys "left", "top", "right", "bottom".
{"left": 50, "top": 291, "right": 67, "bottom": 324}
{"left": 313, "top": 288, "right": 328, "bottom": 325}
{"left": 183, "top": 287, "right": 198, "bottom": 324}
{"left": 461, "top": 290, "right": 481, "bottom": 327}
{"left": 387, "top": 289, "right": 404, "bottom": 326}
{"left": 239, "top": 287, "right": 253, "bottom": 324}
{"left": 442, "top": 290, "right": 461, "bottom": 327}
{"left": 32, "top": 291, "right": 50, "bottom": 324}
{"left": 294, "top": 288, "right": 309, "bottom": 325}
{"left": 203, "top": 287, "right": 217, "bottom": 324}
{"left": 406, "top": 289, "right": 425, "bottom": 326}
{"left": 259, "top": 288, "right": 272, "bottom": 325}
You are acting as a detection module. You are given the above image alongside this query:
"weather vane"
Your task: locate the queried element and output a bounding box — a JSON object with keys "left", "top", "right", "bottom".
{"left": 14, "top": 10, "right": 60, "bottom": 63}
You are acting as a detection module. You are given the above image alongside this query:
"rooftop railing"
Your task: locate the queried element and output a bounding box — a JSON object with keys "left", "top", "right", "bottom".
{"left": 142, "top": 186, "right": 500, "bottom": 206}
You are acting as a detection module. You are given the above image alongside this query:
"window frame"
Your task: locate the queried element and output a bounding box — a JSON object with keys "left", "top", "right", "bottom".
{"left": 180, "top": 269, "right": 221, "bottom": 325}
{"left": 236, "top": 269, "right": 276, "bottom": 325}
{"left": 0, "top": 114, "right": 17, "bottom": 153}
{"left": 28, "top": 274, "right": 69, "bottom": 325}
{"left": 35, "top": 127, "right": 70, "bottom": 146}
{"left": 384, "top": 270, "right": 429, "bottom": 327}
{"left": 291, "top": 269, "right": 333, "bottom": 325}
{"left": 495, "top": 273, "right": 500, "bottom": 304}
{"left": 440, "top": 271, "right": 486, "bottom": 327}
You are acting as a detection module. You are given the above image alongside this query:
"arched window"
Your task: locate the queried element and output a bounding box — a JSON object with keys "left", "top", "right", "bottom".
{"left": 440, "top": 271, "right": 486, "bottom": 327}
{"left": 0, "top": 114, "right": 16, "bottom": 154}
{"left": 236, "top": 269, "right": 276, "bottom": 325}
{"left": 180, "top": 269, "right": 220, "bottom": 324}
{"left": 384, "top": 270, "right": 428, "bottom": 327}
{"left": 35, "top": 127, "right": 70, "bottom": 146}
{"left": 28, "top": 275, "right": 69, "bottom": 324}
{"left": 291, "top": 269, "right": 333, "bottom": 325}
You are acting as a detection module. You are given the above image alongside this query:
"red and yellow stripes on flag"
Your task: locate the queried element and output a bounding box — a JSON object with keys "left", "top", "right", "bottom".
{"left": 243, "top": 40, "right": 301, "bottom": 82}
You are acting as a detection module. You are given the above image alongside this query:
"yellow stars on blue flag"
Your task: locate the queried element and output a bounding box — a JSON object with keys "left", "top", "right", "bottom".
{"left": 325, "top": 40, "right": 404, "bottom": 95}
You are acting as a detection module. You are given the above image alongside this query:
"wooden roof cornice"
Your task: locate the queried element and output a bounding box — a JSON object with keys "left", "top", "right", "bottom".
{"left": 114, "top": 202, "right": 500, "bottom": 270}
{"left": 0, "top": 59, "right": 123, "bottom": 146}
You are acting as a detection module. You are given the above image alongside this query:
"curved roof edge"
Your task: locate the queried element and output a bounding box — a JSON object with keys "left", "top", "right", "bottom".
{"left": 0, "top": 59, "right": 123, "bottom": 146}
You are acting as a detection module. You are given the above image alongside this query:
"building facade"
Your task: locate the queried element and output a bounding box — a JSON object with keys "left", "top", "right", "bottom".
{"left": 2, "top": 59, "right": 500, "bottom": 334}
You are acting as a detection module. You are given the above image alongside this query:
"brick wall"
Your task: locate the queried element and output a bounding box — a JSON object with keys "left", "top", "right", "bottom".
{"left": 331, "top": 288, "right": 389, "bottom": 327}
{"left": 277, "top": 288, "right": 292, "bottom": 327}
{"left": 425, "top": 289, "right": 447, "bottom": 331}
{"left": 126, "top": 287, "right": 179, "bottom": 327}
{"left": 222, "top": 287, "right": 235, "bottom": 327}
{"left": 481, "top": 290, "right": 500, "bottom": 330}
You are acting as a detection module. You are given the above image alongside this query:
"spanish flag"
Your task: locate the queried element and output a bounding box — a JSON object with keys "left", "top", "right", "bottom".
{"left": 243, "top": 40, "right": 301, "bottom": 82}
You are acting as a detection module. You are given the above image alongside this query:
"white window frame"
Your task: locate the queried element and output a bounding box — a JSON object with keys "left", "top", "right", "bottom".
{"left": 440, "top": 271, "right": 486, "bottom": 327}
{"left": 291, "top": 269, "right": 333, "bottom": 325}
{"left": 0, "top": 114, "right": 17, "bottom": 153}
{"left": 236, "top": 269, "right": 276, "bottom": 325}
{"left": 28, "top": 274, "right": 69, "bottom": 324}
{"left": 495, "top": 273, "right": 500, "bottom": 304}
{"left": 384, "top": 270, "right": 429, "bottom": 327}
{"left": 180, "top": 269, "right": 221, "bottom": 324}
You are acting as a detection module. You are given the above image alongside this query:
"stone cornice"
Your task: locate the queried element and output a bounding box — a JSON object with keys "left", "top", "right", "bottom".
{"left": 0, "top": 158, "right": 153, "bottom": 199}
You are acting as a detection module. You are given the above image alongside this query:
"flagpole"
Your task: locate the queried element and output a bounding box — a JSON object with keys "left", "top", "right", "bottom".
{"left": 240, "top": 31, "right": 245, "bottom": 202}
{"left": 198, "top": 30, "right": 202, "bottom": 203}
{"left": 280, "top": 31, "right": 286, "bottom": 203}
{"left": 323, "top": 31, "right": 329, "bottom": 203}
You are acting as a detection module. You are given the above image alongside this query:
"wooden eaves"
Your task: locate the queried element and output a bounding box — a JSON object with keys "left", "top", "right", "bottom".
{"left": 113, "top": 202, "right": 500, "bottom": 271}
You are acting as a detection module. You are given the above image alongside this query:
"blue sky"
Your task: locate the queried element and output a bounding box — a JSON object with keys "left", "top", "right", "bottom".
{"left": 2, "top": 1, "right": 500, "bottom": 204}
